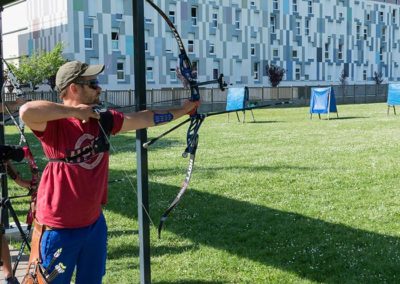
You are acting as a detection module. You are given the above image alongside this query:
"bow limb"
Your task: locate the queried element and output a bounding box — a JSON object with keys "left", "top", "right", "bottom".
{"left": 145, "top": 0, "right": 200, "bottom": 236}
{"left": 145, "top": 0, "right": 227, "bottom": 237}
{"left": 157, "top": 115, "right": 204, "bottom": 238}
{"left": 157, "top": 149, "right": 196, "bottom": 238}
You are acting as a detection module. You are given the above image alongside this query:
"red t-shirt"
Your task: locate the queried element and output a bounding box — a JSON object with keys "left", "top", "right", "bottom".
{"left": 33, "top": 110, "right": 124, "bottom": 228}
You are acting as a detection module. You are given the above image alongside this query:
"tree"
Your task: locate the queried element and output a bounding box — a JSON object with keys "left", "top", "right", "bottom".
{"left": 372, "top": 71, "right": 384, "bottom": 85}
{"left": 266, "top": 64, "right": 285, "bottom": 87}
{"left": 8, "top": 43, "right": 66, "bottom": 90}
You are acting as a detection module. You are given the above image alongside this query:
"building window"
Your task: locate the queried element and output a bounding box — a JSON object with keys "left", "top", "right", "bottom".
{"left": 273, "top": 0, "right": 278, "bottom": 10}
{"left": 169, "top": 10, "right": 175, "bottom": 24}
{"left": 356, "top": 25, "right": 361, "bottom": 40}
{"left": 115, "top": 0, "right": 123, "bottom": 15}
{"left": 380, "top": 46, "right": 383, "bottom": 61}
{"left": 146, "top": 60, "right": 154, "bottom": 82}
{"left": 212, "top": 11, "right": 218, "bottom": 28}
{"left": 251, "top": 44, "right": 255, "bottom": 56}
{"left": 145, "top": 30, "right": 149, "bottom": 51}
{"left": 192, "top": 61, "right": 198, "bottom": 75}
{"left": 338, "top": 43, "right": 343, "bottom": 60}
{"left": 145, "top": 18, "right": 152, "bottom": 24}
{"left": 117, "top": 61, "right": 124, "bottom": 80}
{"left": 170, "top": 60, "right": 177, "bottom": 81}
{"left": 209, "top": 43, "right": 215, "bottom": 55}
{"left": 392, "top": 9, "right": 396, "bottom": 24}
{"left": 305, "top": 19, "right": 310, "bottom": 35}
{"left": 112, "top": 28, "right": 119, "bottom": 50}
{"left": 293, "top": 0, "right": 297, "bottom": 12}
{"left": 380, "top": 11, "right": 384, "bottom": 22}
{"left": 364, "top": 27, "right": 368, "bottom": 40}
{"left": 146, "top": 66, "right": 153, "bottom": 81}
{"left": 235, "top": 10, "right": 241, "bottom": 29}
{"left": 295, "top": 67, "right": 301, "bottom": 80}
{"left": 382, "top": 27, "right": 386, "bottom": 42}
{"left": 84, "top": 26, "right": 93, "bottom": 49}
{"left": 235, "top": 61, "right": 242, "bottom": 82}
{"left": 250, "top": 1, "right": 255, "bottom": 7}
{"left": 253, "top": 62, "right": 259, "bottom": 80}
{"left": 188, "top": 40, "right": 194, "bottom": 53}
{"left": 363, "top": 70, "right": 367, "bottom": 80}
{"left": 165, "top": 32, "right": 174, "bottom": 53}
{"left": 191, "top": 6, "right": 197, "bottom": 26}
{"left": 308, "top": 1, "right": 312, "bottom": 14}
{"left": 273, "top": 48, "right": 279, "bottom": 57}
{"left": 213, "top": 62, "right": 219, "bottom": 80}
{"left": 292, "top": 49, "right": 298, "bottom": 58}
{"left": 270, "top": 16, "right": 276, "bottom": 33}
{"left": 325, "top": 43, "right": 329, "bottom": 59}
{"left": 296, "top": 21, "right": 301, "bottom": 34}
{"left": 88, "top": 1, "right": 97, "bottom": 17}
{"left": 89, "top": 57, "right": 99, "bottom": 66}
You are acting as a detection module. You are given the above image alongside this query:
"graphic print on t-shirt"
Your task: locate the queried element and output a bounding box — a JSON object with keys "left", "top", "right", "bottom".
{"left": 69, "top": 133, "right": 104, "bottom": 169}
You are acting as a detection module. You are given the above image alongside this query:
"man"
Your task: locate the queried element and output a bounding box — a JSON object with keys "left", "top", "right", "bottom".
{"left": 1, "top": 161, "right": 30, "bottom": 284}
{"left": 1, "top": 97, "right": 28, "bottom": 284}
{"left": 19, "top": 60, "right": 199, "bottom": 283}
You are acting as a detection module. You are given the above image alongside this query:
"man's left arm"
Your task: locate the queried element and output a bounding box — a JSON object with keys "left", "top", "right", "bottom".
{"left": 120, "top": 100, "right": 199, "bottom": 133}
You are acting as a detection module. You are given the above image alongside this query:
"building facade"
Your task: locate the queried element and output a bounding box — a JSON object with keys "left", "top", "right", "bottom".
{"left": 2, "top": 0, "right": 400, "bottom": 89}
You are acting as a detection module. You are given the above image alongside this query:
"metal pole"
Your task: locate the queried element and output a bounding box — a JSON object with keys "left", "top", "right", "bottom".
{"left": 0, "top": 6, "right": 9, "bottom": 229}
{"left": 133, "top": 1, "right": 151, "bottom": 283}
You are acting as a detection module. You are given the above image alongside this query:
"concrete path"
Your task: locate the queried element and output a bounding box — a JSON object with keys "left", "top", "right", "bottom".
{"left": 0, "top": 223, "right": 29, "bottom": 282}
{"left": 0, "top": 245, "right": 29, "bottom": 282}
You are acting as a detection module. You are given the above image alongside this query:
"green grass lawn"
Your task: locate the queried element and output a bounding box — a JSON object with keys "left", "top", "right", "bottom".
{"left": 6, "top": 102, "right": 400, "bottom": 283}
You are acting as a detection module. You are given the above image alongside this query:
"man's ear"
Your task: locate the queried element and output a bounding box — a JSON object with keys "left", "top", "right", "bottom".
{"left": 69, "top": 83, "right": 78, "bottom": 93}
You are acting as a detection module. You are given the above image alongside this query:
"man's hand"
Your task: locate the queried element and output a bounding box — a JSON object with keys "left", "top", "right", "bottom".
{"left": 74, "top": 104, "right": 100, "bottom": 123}
{"left": 183, "top": 100, "right": 200, "bottom": 116}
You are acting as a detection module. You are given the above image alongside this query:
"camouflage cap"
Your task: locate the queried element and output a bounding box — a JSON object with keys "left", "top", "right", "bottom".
{"left": 55, "top": 60, "right": 104, "bottom": 92}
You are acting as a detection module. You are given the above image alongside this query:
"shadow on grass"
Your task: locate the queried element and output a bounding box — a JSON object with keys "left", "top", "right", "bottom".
{"left": 107, "top": 176, "right": 400, "bottom": 283}
{"left": 333, "top": 116, "right": 369, "bottom": 120}
{"left": 155, "top": 281, "right": 227, "bottom": 284}
{"left": 108, "top": 242, "right": 198, "bottom": 260}
{"left": 149, "top": 164, "right": 316, "bottom": 178}
{"left": 245, "top": 120, "right": 282, "bottom": 124}
{"left": 312, "top": 116, "right": 368, "bottom": 121}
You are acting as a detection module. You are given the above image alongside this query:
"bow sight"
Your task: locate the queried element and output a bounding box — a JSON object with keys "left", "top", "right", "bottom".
{"left": 195, "top": 74, "right": 227, "bottom": 91}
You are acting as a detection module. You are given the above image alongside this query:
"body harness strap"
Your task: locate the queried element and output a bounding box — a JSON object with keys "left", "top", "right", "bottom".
{"left": 48, "top": 110, "right": 114, "bottom": 164}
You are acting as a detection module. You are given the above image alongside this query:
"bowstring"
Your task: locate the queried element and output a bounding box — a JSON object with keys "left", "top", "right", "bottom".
{"left": 96, "top": 119, "right": 156, "bottom": 228}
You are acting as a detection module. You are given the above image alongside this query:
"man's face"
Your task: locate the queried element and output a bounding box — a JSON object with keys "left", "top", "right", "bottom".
{"left": 74, "top": 75, "right": 102, "bottom": 104}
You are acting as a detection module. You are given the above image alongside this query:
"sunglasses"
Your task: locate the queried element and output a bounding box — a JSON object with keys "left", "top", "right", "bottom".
{"left": 74, "top": 79, "right": 100, "bottom": 90}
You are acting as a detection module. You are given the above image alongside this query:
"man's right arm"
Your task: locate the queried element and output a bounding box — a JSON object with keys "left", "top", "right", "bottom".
{"left": 19, "top": 100, "right": 100, "bottom": 132}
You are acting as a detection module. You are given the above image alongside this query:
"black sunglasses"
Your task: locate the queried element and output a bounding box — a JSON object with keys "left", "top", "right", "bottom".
{"left": 74, "top": 79, "right": 100, "bottom": 90}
